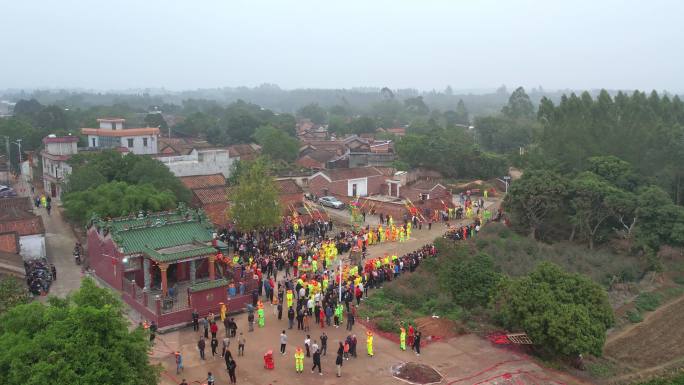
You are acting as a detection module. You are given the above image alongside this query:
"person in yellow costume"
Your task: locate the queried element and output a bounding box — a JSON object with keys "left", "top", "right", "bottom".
{"left": 322, "top": 275, "right": 329, "bottom": 291}
{"left": 398, "top": 227, "right": 405, "bottom": 242}
{"left": 312, "top": 258, "right": 318, "bottom": 273}
{"left": 294, "top": 347, "right": 304, "bottom": 373}
{"left": 257, "top": 301, "right": 265, "bottom": 327}
{"left": 378, "top": 225, "right": 385, "bottom": 242}
{"left": 406, "top": 222, "right": 412, "bottom": 240}
{"left": 286, "top": 289, "right": 294, "bottom": 308}
{"left": 383, "top": 254, "right": 390, "bottom": 266}
{"left": 400, "top": 327, "right": 406, "bottom": 350}
{"left": 220, "top": 303, "right": 227, "bottom": 322}
{"left": 367, "top": 330, "right": 374, "bottom": 356}
{"left": 388, "top": 215, "right": 394, "bottom": 227}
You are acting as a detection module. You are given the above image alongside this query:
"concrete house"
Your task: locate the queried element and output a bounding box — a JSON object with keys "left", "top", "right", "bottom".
{"left": 40, "top": 135, "right": 79, "bottom": 200}
{"left": 82, "top": 118, "right": 159, "bottom": 155}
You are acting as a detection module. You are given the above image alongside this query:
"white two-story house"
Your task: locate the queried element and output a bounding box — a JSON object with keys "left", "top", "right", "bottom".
{"left": 82, "top": 118, "right": 159, "bottom": 155}
{"left": 40, "top": 135, "right": 79, "bottom": 200}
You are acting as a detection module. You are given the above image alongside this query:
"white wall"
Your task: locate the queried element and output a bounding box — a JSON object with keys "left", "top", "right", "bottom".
{"left": 46, "top": 141, "right": 77, "bottom": 155}
{"left": 160, "top": 149, "right": 236, "bottom": 178}
{"left": 120, "top": 135, "right": 158, "bottom": 155}
{"left": 347, "top": 177, "right": 368, "bottom": 197}
{"left": 20, "top": 234, "right": 46, "bottom": 260}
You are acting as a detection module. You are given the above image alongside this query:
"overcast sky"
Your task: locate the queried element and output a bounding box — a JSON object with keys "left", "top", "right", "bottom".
{"left": 0, "top": 0, "right": 681, "bottom": 92}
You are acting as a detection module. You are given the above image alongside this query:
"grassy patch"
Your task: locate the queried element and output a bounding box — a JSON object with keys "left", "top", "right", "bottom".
{"left": 635, "top": 292, "right": 663, "bottom": 312}
{"left": 663, "top": 286, "right": 684, "bottom": 300}
{"left": 674, "top": 276, "right": 684, "bottom": 285}
{"left": 587, "top": 362, "right": 615, "bottom": 378}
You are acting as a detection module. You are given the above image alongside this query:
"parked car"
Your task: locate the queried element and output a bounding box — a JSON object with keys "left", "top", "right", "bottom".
{"left": 319, "top": 196, "right": 345, "bottom": 209}
{"left": 0, "top": 185, "right": 17, "bottom": 198}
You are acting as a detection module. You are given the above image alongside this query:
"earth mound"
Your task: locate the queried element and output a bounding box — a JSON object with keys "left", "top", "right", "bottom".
{"left": 392, "top": 362, "right": 443, "bottom": 384}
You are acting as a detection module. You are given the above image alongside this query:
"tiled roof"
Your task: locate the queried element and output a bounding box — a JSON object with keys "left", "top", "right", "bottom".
{"left": 81, "top": 127, "right": 160, "bottom": 137}
{"left": 0, "top": 197, "right": 32, "bottom": 211}
{"left": 102, "top": 213, "right": 216, "bottom": 262}
{"left": 193, "top": 186, "right": 229, "bottom": 205}
{"left": 227, "top": 144, "right": 260, "bottom": 159}
{"left": 180, "top": 174, "right": 226, "bottom": 189}
{"left": 317, "top": 167, "right": 383, "bottom": 181}
{"left": 203, "top": 202, "right": 230, "bottom": 227}
{"left": 308, "top": 150, "right": 338, "bottom": 163}
{"left": 42, "top": 136, "right": 78, "bottom": 144}
{"left": 409, "top": 179, "right": 445, "bottom": 191}
{"left": 276, "top": 180, "right": 303, "bottom": 195}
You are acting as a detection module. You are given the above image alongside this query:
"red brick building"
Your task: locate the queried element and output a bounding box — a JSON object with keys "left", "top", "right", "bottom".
{"left": 276, "top": 179, "right": 304, "bottom": 210}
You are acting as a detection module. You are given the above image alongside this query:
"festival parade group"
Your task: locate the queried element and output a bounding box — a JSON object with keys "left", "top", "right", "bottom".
{"left": 164, "top": 193, "right": 498, "bottom": 385}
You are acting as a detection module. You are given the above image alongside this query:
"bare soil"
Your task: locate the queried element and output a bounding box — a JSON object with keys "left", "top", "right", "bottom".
{"left": 393, "top": 362, "right": 443, "bottom": 384}
{"left": 414, "top": 316, "right": 460, "bottom": 340}
{"left": 605, "top": 294, "right": 684, "bottom": 371}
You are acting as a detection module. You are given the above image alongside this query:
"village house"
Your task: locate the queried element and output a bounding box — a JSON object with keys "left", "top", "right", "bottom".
{"left": 308, "top": 167, "right": 386, "bottom": 198}
{"left": 86, "top": 206, "right": 255, "bottom": 328}
{"left": 156, "top": 137, "right": 239, "bottom": 178}
{"left": 40, "top": 135, "right": 78, "bottom": 200}
{"left": 0, "top": 197, "right": 46, "bottom": 259}
{"left": 82, "top": 118, "right": 160, "bottom": 155}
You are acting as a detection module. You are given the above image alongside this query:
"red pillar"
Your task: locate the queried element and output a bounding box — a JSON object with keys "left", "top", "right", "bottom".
{"left": 208, "top": 256, "right": 216, "bottom": 280}
{"left": 160, "top": 263, "right": 169, "bottom": 295}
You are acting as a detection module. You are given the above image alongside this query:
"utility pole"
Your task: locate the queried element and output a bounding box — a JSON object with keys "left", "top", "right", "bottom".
{"left": 12, "top": 139, "right": 22, "bottom": 174}
{"left": 2, "top": 136, "right": 10, "bottom": 184}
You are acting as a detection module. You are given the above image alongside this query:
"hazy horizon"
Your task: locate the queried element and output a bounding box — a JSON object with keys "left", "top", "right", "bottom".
{"left": 1, "top": 0, "right": 682, "bottom": 92}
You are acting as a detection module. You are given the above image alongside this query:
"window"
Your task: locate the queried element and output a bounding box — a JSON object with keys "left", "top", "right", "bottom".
{"left": 91, "top": 138, "right": 96, "bottom": 147}
{"left": 143, "top": 137, "right": 148, "bottom": 147}
{"left": 127, "top": 138, "right": 134, "bottom": 148}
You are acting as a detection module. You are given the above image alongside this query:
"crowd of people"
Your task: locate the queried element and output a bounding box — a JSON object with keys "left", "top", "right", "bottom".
{"left": 171, "top": 194, "right": 496, "bottom": 384}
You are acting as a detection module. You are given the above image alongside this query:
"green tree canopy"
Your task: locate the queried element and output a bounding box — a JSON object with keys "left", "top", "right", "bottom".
{"left": 439, "top": 252, "right": 502, "bottom": 308}
{"left": 0, "top": 278, "right": 160, "bottom": 385}
{"left": 493, "top": 262, "right": 614, "bottom": 357}
{"left": 63, "top": 181, "right": 177, "bottom": 223}
{"left": 296, "top": 103, "right": 327, "bottom": 124}
{"left": 143, "top": 113, "right": 168, "bottom": 130}
{"left": 65, "top": 150, "right": 190, "bottom": 203}
{"left": 0, "top": 277, "right": 29, "bottom": 315}
{"left": 229, "top": 158, "right": 281, "bottom": 231}
{"left": 253, "top": 125, "right": 299, "bottom": 162}
{"left": 504, "top": 169, "right": 568, "bottom": 240}
{"left": 502, "top": 86, "right": 535, "bottom": 120}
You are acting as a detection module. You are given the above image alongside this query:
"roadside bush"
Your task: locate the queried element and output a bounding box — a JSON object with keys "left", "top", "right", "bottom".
{"left": 627, "top": 310, "right": 643, "bottom": 323}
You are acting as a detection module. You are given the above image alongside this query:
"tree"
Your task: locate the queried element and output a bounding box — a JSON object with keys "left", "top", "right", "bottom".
{"left": 229, "top": 158, "right": 281, "bottom": 231}
{"left": 253, "top": 125, "right": 299, "bottom": 162}
{"left": 64, "top": 166, "right": 107, "bottom": 194}
{"left": 493, "top": 262, "right": 614, "bottom": 357}
{"left": 570, "top": 172, "right": 620, "bottom": 249}
{"left": 143, "top": 113, "right": 168, "bottom": 130}
{"left": 440, "top": 252, "right": 502, "bottom": 308}
{"left": 13, "top": 99, "right": 44, "bottom": 118}
{"left": 504, "top": 169, "right": 568, "bottom": 240}
{"left": 0, "top": 277, "right": 29, "bottom": 314}
{"left": 0, "top": 278, "right": 160, "bottom": 385}
{"left": 403, "top": 96, "right": 429, "bottom": 115}
{"left": 349, "top": 117, "right": 376, "bottom": 134}
{"left": 63, "top": 182, "right": 177, "bottom": 224}
{"left": 502, "top": 86, "right": 534, "bottom": 120}
{"left": 65, "top": 151, "right": 191, "bottom": 203}
{"left": 296, "top": 103, "right": 327, "bottom": 124}
{"left": 175, "top": 111, "right": 217, "bottom": 136}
